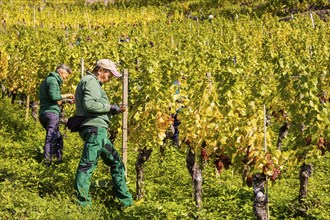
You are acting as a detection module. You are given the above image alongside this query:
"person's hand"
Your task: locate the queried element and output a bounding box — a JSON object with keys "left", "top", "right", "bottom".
{"left": 62, "top": 93, "right": 74, "bottom": 99}
{"left": 65, "top": 98, "right": 75, "bottom": 104}
{"left": 60, "top": 97, "right": 75, "bottom": 105}
{"left": 60, "top": 93, "right": 75, "bottom": 105}
{"left": 110, "top": 104, "right": 122, "bottom": 115}
{"left": 119, "top": 104, "right": 126, "bottom": 112}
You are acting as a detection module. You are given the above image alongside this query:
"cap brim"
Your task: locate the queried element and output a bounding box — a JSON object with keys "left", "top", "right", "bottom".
{"left": 110, "top": 69, "right": 122, "bottom": 77}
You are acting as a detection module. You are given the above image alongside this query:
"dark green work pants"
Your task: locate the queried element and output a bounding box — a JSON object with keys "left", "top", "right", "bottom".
{"left": 74, "top": 126, "right": 133, "bottom": 208}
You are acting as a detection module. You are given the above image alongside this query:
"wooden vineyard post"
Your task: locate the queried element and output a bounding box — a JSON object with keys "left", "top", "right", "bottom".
{"left": 170, "top": 35, "right": 174, "bottom": 49}
{"left": 33, "top": 5, "right": 36, "bottom": 29}
{"left": 264, "top": 104, "right": 270, "bottom": 220}
{"left": 254, "top": 105, "right": 270, "bottom": 220}
{"left": 122, "top": 69, "right": 128, "bottom": 177}
{"left": 81, "top": 58, "right": 84, "bottom": 78}
{"left": 25, "top": 94, "right": 30, "bottom": 121}
{"left": 309, "top": 12, "right": 315, "bottom": 29}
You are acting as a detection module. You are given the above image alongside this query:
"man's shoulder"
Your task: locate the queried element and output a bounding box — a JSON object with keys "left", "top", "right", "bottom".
{"left": 81, "top": 74, "right": 99, "bottom": 86}
{"left": 80, "top": 74, "right": 96, "bottom": 83}
{"left": 46, "top": 73, "right": 59, "bottom": 83}
{"left": 77, "top": 75, "right": 99, "bottom": 93}
{"left": 84, "top": 74, "right": 95, "bottom": 80}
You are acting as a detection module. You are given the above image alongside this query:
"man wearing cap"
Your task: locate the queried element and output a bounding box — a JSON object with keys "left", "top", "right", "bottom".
{"left": 39, "top": 64, "right": 74, "bottom": 166}
{"left": 73, "top": 59, "right": 133, "bottom": 208}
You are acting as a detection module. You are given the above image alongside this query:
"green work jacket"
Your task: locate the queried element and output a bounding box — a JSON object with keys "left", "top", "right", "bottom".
{"left": 38, "top": 72, "right": 63, "bottom": 115}
{"left": 75, "top": 72, "right": 111, "bottom": 128}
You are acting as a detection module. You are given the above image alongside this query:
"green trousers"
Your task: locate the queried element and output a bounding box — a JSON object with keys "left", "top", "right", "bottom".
{"left": 74, "top": 126, "right": 133, "bottom": 208}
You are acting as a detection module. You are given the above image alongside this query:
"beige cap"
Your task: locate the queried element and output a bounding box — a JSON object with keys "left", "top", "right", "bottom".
{"left": 96, "top": 59, "right": 122, "bottom": 77}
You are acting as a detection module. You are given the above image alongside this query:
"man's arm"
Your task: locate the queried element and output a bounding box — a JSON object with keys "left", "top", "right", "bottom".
{"left": 47, "top": 77, "right": 62, "bottom": 101}
{"left": 48, "top": 77, "right": 74, "bottom": 105}
{"left": 82, "top": 78, "right": 111, "bottom": 113}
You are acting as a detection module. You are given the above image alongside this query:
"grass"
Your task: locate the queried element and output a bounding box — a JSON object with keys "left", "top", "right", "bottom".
{"left": 0, "top": 104, "right": 329, "bottom": 220}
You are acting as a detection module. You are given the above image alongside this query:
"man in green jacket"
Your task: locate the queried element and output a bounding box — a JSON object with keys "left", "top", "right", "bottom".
{"left": 39, "top": 64, "right": 74, "bottom": 166}
{"left": 74, "top": 59, "right": 133, "bottom": 208}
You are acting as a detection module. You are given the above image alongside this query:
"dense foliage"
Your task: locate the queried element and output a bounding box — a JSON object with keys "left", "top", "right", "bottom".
{"left": 0, "top": 0, "right": 329, "bottom": 219}
{"left": 1, "top": 99, "right": 330, "bottom": 219}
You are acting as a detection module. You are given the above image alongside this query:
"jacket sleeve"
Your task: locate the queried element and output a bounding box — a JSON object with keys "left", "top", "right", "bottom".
{"left": 47, "top": 77, "right": 62, "bottom": 101}
{"left": 82, "top": 78, "right": 111, "bottom": 113}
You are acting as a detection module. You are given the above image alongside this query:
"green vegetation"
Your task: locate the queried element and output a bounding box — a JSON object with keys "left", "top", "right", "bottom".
{"left": 0, "top": 0, "right": 330, "bottom": 219}
{"left": 1, "top": 98, "right": 330, "bottom": 219}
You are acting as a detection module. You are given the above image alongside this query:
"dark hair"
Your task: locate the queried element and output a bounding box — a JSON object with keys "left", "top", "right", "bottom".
{"left": 92, "top": 65, "right": 101, "bottom": 73}
{"left": 56, "top": 64, "right": 72, "bottom": 74}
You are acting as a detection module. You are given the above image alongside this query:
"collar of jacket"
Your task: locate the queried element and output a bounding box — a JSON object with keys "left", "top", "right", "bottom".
{"left": 49, "top": 71, "right": 63, "bottom": 85}
{"left": 86, "top": 71, "right": 103, "bottom": 85}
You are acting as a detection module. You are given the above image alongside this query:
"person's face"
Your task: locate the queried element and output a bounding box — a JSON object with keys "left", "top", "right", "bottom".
{"left": 59, "top": 69, "right": 70, "bottom": 81}
{"left": 99, "top": 68, "right": 113, "bottom": 83}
